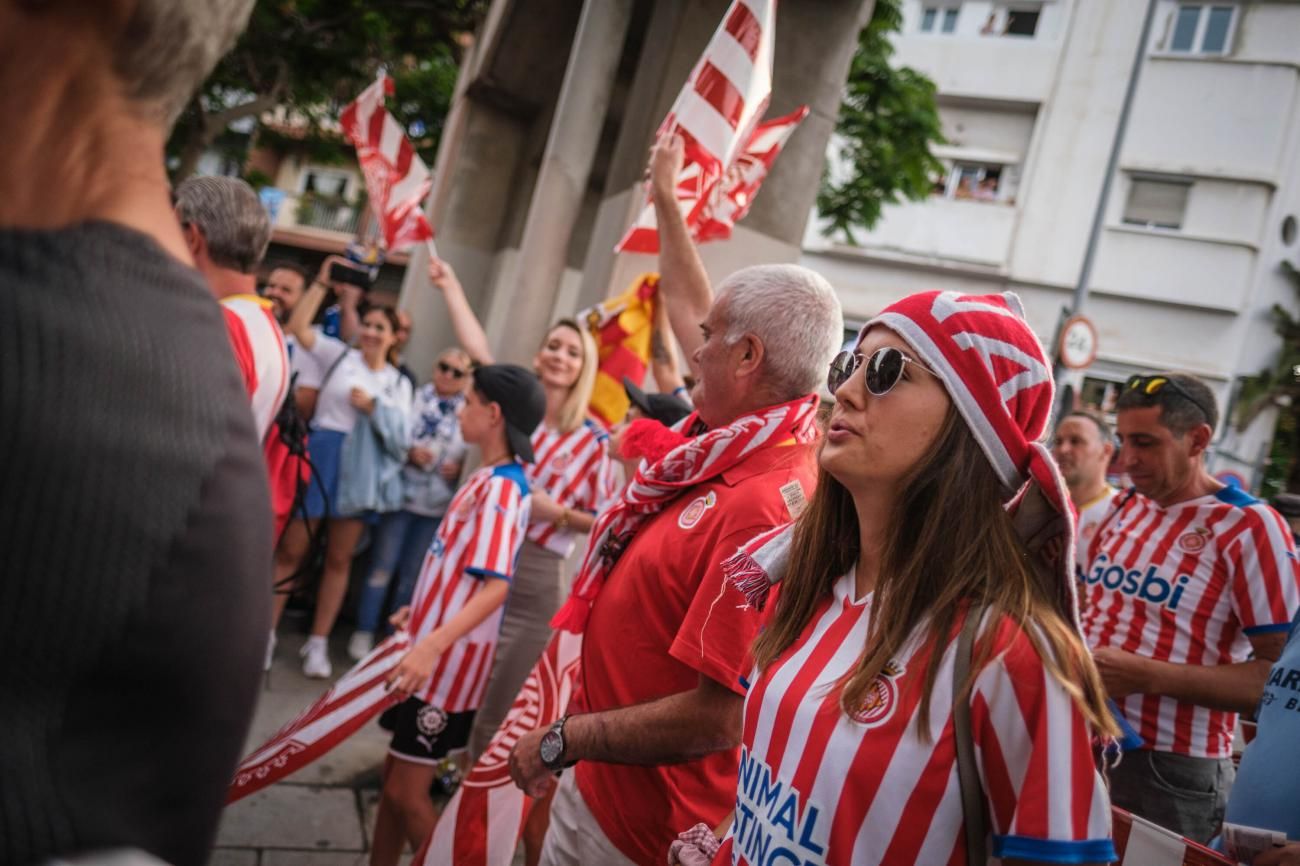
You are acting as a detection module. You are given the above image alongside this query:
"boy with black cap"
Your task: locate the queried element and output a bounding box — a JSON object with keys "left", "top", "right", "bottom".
{"left": 371, "top": 364, "right": 545, "bottom": 866}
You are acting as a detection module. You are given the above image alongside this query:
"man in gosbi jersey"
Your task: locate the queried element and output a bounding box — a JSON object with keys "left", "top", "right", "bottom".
{"left": 1052, "top": 410, "right": 1117, "bottom": 579}
{"left": 1081, "top": 372, "right": 1300, "bottom": 843}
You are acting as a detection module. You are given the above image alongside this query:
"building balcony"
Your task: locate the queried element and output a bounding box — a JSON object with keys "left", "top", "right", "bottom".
{"left": 893, "top": 34, "right": 1059, "bottom": 105}
{"left": 843, "top": 195, "right": 1018, "bottom": 268}
{"left": 1092, "top": 225, "right": 1256, "bottom": 312}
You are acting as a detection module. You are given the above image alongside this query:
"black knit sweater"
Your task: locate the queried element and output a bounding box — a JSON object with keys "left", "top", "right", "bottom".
{"left": 0, "top": 222, "right": 271, "bottom": 865}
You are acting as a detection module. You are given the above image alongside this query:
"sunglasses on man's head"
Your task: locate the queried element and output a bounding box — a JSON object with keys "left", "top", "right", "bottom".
{"left": 438, "top": 361, "right": 468, "bottom": 379}
{"left": 1124, "top": 375, "right": 1213, "bottom": 423}
{"left": 827, "top": 346, "right": 935, "bottom": 397}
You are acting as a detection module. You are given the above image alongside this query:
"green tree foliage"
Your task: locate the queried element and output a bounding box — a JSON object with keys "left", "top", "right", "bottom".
{"left": 817, "top": 0, "right": 944, "bottom": 243}
{"left": 166, "top": 0, "right": 485, "bottom": 181}
{"left": 1237, "top": 260, "right": 1300, "bottom": 496}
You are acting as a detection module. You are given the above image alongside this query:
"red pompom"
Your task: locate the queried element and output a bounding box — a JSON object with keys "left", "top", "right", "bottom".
{"left": 620, "top": 418, "right": 689, "bottom": 464}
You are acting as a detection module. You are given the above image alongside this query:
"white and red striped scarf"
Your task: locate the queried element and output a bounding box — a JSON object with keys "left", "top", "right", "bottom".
{"left": 550, "top": 393, "right": 820, "bottom": 633}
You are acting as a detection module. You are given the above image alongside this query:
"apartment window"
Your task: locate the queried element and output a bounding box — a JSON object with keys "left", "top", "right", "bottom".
{"left": 1122, "top": 177, "right": 1191, "bottom": 230}
{"left": 298, "top": 167, "right": 351, "bottom": 200}
{"left": 920, "top": 5, "right": 960, "bottom": 33}
{"left": 1005, "top": 8, "right": 1040, "bottom": 36}
{"left": 981, "top": 4, "right": 1041, "bottom": 37}
{"left": 1166, "top": 4, "right": 1236, "bottom": 54}
{"left": 935, "top": 162, "right": 1006, "bottom": 202}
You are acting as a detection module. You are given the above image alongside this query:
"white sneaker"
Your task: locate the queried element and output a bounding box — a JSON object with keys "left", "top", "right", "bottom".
{"left": 264, "top": 631, "right": 277, "bottom": 672}
{"left": 347, "top": 630, "right": 374, "bottom": 661}
{"left": 300, "top": 639, "right": 332, "bottom": 679}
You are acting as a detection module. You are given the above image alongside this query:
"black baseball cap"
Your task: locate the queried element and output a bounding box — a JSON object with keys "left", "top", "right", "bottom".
{"left": 473, "top": 364, "right": 546, "bottom": 462}
{"left": 623, "top": 377, "right": 692, "bottom": 427}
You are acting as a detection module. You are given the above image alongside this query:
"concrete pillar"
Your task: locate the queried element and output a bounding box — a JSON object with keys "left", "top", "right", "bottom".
{"left": 487, "top": 0, "right": 635, "bottom": 365}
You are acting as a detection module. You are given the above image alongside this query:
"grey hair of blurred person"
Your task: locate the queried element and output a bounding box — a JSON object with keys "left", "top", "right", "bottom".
{"left": 110, "top": 0, "right": 257, "bottom": 128}
{"left": 715, "top": 264, "right": 844, "bottom": 401}
{"left": 174, "top": 176, "right": 272, "bottom": 274}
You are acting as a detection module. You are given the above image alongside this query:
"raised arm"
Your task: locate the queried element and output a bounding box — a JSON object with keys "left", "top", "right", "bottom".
{"left": 650, "top": 134, "right": 713, "bottom": 377}
{"left": 428, "top": 257, "right": 494, "bottom": 365}
{"left": 285, "top": 269, "right": 329, "bottom": 352}
{"left": 650, "top": 283, "right": 686, "bottom": 394}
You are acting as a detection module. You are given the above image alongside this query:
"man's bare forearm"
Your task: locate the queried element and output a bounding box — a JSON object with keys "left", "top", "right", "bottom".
{"left": 1148, "top": 657, "right": 1274, "bottom": 714}
{"left": 563, "top": 678, "right": 742, "bottom": 766}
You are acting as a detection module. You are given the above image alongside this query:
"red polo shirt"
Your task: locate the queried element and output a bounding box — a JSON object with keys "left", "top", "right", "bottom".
{"left": 571, "top": 440, "right": 817, "bottom": 865}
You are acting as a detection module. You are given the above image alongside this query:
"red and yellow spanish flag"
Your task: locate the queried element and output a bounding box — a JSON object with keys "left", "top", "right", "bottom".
{"left": 583, "top": 273, "right": 658, "bottom": 428}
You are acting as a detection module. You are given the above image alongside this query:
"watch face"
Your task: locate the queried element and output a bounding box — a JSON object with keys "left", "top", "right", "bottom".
{"left": 539, "top": 730, "right": 563, "bottom": 766}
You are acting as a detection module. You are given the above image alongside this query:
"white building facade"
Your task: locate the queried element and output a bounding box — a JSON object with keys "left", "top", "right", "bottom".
{"left": 801, "top": 0, "right": 1300, "bottom": 489}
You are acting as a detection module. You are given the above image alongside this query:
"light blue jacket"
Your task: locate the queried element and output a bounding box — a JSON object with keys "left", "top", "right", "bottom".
{"left": 336, "top": 400, "right": 410, "bottom": 515}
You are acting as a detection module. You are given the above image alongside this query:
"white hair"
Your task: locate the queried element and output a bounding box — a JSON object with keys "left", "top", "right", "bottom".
{"left": 716, "top": 264, "right": 844, "bottom": 400}
{"left": 113, "top": 0, "right": 256, "bottom": 129}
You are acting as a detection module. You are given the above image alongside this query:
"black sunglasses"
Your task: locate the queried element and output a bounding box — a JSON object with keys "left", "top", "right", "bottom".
{"left": 1124, "top": 375, "right": 1213, "bottom": 423}
{"left": 828, "top": 346, "right": 935, "bottom": 397}
{"left": 437, "top": 361, "right": 468, "bottom": 379}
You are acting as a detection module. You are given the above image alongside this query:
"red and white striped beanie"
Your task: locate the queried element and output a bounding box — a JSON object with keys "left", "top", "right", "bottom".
{"left": 868, "top": 290, "right": 1079, "bottom": 624}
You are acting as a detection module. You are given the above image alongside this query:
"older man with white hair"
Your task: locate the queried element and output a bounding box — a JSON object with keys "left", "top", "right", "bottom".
{"left": 509, "top": 135, "right": 844, "bottom": 866}
{"left": 0, "top": 2, "right": 268, "bottom": 865}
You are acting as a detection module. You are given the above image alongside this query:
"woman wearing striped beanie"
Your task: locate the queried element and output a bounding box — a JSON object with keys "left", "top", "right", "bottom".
{"left": 676, "top": 291, "right": 1119, "bottom": 866}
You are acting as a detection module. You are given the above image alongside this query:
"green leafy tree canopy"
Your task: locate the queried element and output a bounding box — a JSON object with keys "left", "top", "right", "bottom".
{"left": 818, "top": 0, "right": 945, "bottom": 243}
{"left": 167, "top": 0, "right": 485, "bottom": 181}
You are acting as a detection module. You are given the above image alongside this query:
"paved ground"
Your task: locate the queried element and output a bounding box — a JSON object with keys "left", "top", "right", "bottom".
{"left": 210, "top": 618, "right": 493, "bottom": 866}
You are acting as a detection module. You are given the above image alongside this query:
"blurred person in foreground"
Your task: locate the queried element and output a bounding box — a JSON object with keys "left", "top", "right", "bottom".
{"left": 0, "top": 1, "right": 268, "bottom": 865}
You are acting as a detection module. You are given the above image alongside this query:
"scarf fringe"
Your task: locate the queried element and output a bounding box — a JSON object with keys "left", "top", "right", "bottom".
{"left": 722, "top": 549, "right": 774, "bottom": 611}
{"left": 550, "top": 597, "right": 590, "bottom": 634}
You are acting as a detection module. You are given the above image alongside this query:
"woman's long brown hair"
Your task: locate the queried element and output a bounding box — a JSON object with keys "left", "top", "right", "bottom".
{"left": 751, "top": 408, "right": 1118, "bottom": 739}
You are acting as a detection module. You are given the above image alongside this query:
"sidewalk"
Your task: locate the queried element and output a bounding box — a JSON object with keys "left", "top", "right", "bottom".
{"left": 211, "top": 626, "right": 454, "bottom": 866}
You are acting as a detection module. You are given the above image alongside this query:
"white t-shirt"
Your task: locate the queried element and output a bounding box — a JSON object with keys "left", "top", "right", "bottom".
{"left": 303, "top": 332, "right": 411, "bottom": 433}
{"left": 286, "top": 333, "right": 323, "bottom": 390}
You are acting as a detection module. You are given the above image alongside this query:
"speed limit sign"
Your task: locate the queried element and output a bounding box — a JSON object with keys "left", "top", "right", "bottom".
{"left": 1058, "top": 315, "right": 1098, "bottom": 370}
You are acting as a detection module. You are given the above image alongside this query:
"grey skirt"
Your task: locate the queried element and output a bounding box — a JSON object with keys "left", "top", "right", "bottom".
{"left": 468, "top": 540, "right": 568, "bottom": 758}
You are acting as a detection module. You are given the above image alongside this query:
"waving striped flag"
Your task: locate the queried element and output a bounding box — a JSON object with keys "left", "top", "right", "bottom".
{"left": 226, "top": 633, "right": 409, "bottom": 803}
{"left": 1110, "top": 808, "right": 1233, "bottom": 865}
{"left": 339, "top": 74, "right": 434, "bottom": 251}
{"left": 695, "top": 104, "right": 808, "bottom": 244}
{"left": 413, "top": 630, "right": 583, "bottom": 866}
{"left": 616, "top": 0, "right": 781, "bottom": 254}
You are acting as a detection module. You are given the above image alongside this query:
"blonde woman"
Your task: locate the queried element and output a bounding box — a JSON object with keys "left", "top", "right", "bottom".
{"left": 428, "top": 258, "right": 615, "bottom": 756}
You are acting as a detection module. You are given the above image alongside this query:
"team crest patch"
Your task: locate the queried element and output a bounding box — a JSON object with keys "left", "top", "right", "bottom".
{"left": 550, "top": 452, "right": 573, "bottom": 472}
{"left": 678, "top": 491, "right": 718, "bottom": 529}
{"left": 849, "top": 660, "right": 905, "bottom": 728}
{"left": 1178, "top": 528, "right": 1209, "bottom": 553}
{"left": 416, "top": 704, "right": 448, "bottom": 737}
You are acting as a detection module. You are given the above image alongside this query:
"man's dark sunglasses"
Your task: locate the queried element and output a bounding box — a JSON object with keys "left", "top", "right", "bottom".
{"left": 1124, "top": 375, "right": 1213, "bottom": 423}
{"left": 437, "top": 361, "right": 468, "bottom": 379}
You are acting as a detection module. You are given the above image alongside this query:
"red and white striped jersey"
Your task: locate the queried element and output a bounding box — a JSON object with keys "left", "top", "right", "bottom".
{"left": 525, "top": 420, "right": 615, "bottom": 556}
{"left": 408, "top": 462, "right": 531, "bottom": 712}
{"left": 221, "top": 295, "right": 289, "bottom": 442}
{"left": 1082, "top": 486, "right": 1300, "bottom": 757}
{"left": 717, "top": 572, "right": 1115, "bottom": 866}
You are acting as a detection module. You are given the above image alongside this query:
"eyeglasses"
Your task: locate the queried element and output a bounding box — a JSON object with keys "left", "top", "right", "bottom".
{"left": 1124, "top": 375, "right": 1213, "bottom": 423}
{"left": 828, "top": 346, "right": 936, "bottom": 397}
{"left": 437, "top": 361, "right": 468, "bottom": 379}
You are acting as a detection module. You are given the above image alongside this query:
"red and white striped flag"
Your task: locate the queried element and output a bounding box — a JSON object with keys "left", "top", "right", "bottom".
{"left": 339, "top": 74, "right": 434, "bottom": 252}
{"left": 226, "top": 632, "right": 409, "bottom": 803}
{"left": 616, "top": 0, "right": 781, "bottom": 254}
{"left": 1110, "top": 808, "right": 1233, "bottom": 866}
{"left": 413, "top": 630, "right": 583, "bottom": 866}
{"left": 694, "top": 104, "right": 808, "bottom": 244}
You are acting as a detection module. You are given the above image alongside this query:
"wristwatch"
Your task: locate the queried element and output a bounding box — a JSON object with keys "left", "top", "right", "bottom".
{"left": 539, "top": 714, "right": 572, "bottom": 772}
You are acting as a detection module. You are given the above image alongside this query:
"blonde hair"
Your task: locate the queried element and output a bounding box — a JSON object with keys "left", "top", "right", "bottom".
{"left": 547, "top": 320, "right": 599, "bottom": 434}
